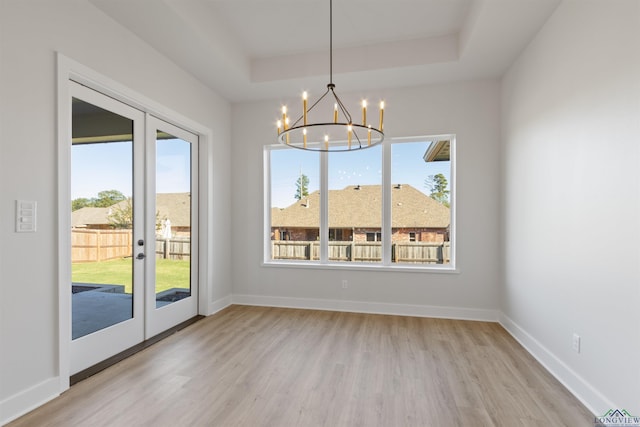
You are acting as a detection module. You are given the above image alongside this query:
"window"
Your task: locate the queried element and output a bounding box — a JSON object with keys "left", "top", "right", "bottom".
{"left": 328, "top": 145, "right": 382, "bottom": 262}
{"left": 266, "top": 136, "right": 454, "bottom": 268}
{"left": 269, "top": 149, "right": 319, "bottom": 260}
{"left": 391, "top": 140, "right": 452, "bottom": 265}
{"left": 366, "top": 232, "right": 382, "bottom": 242}
{"left": 329, "top": 229, "right": 345, "bottom": 241}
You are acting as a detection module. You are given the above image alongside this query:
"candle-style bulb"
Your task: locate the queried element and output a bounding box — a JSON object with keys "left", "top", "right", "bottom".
{"left": 379, "top": 101, "right": 384, "bottom": 132}
{"left": 333, "top": 103, "right": 338, "bottom": 123}
{"left": 347, "top": 124, "right": 353, "bottom": 149}
{"left": 277, "top": 120, "right": 282, "bottom": 134}
{"left": 282, "top": 106, "right": 288, "bottom": 130}
{"left": 302, "top": 92, "right": 308, "bottom": 126}
{"left": 362, "top": 100, "right": 367, "bottom": 126}
{"left": 303, "top": 128, "right": 307, "bottom": 149}
{"left": 324, "top": 134, "right": 329, "bottom": 150}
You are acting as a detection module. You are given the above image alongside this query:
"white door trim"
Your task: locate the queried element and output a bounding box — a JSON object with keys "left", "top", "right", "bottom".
{"left": 57, "top": 53, "right": 212, "bottom": 394}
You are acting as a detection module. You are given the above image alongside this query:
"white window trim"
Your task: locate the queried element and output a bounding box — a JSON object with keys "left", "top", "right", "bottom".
{"left": 263, "top": 135, "right": 457, "bottom": 272}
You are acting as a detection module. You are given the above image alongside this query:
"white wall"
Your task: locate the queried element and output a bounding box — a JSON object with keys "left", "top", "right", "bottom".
{"left": 501, "top": 0, "right": 640, "bottom": 414}
{"left": 231, "top": 80, "right": 502, "bottom": 318}
{"left": 0, "top": 0, "right": 231, "bottom": 422}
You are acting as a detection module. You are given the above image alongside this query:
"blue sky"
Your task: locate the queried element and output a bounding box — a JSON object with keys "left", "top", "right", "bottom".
{"left": 71, "top": 139, "right": 191, "bottom": 200}
{"left": 270, "top": 140, "right": 451, "bottom": 208}
{"left": 71, "top": 139, "right": 450, "bottom": 208}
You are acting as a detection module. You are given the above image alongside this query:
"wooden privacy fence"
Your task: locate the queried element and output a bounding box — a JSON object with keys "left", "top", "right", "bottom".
{"left": 272, "top": 241, "right": 451, "bottom": 264}
{"left": 71, "top": 230, "right": 190, "bottom": 262}
{"left": 71, "top": 229, "right": 132, "bottom": 262}
{"left": 155, "top": 237, "right": 191, "bottom": 261}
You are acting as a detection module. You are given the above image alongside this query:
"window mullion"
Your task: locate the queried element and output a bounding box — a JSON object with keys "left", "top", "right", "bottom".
{"left": 382, "top": 140, "right": 392, "bottom": 265}
{"left": 263, "top": 147, "right": 272, "bottom": 263}
{"left": 320, "top": 151, "right": 328, "bottom": 263}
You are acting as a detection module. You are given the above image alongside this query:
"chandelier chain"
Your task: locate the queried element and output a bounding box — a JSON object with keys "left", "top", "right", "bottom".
{"left": 329, "top": 0, "right": 333, "bottom": 85}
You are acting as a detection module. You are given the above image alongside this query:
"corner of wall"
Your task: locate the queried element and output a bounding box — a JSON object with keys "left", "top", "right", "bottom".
{"left": 498, "top": 312, "right": 611, "bottom": 416}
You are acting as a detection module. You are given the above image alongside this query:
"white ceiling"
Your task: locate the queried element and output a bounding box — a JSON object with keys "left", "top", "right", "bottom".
{"left": 90, "top": 0, "right": 560, "bottom": 102}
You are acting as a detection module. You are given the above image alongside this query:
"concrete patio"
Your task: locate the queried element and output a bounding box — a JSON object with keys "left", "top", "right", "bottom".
{"left": 72, "top": 284, "right": 188, "bottom": 339}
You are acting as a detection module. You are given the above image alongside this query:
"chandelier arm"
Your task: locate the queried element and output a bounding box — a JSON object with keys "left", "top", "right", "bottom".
{"left": 306, "top": 87, "right": 332, "bottom": 113}
{"left": 355, "top": 130, "right": 363, "bottom": 147}
{"left": 331, "top": 89, "right": 353, "bottom": 124}
{"left": 290, "top": 87, "right": 332, "bottom": 128}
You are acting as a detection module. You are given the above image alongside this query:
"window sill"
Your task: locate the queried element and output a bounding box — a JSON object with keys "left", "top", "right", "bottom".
{"left": 261, "top": 260, "right": 459, "bottom": 274}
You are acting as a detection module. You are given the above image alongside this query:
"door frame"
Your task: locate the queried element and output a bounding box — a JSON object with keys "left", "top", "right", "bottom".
{"left": 57, "top": 53, "right": 213, "bottom": 393}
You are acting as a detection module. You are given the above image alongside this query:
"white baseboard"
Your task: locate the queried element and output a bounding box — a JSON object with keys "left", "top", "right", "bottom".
{"left": 232, "top": 294, "right": 499, "bottom": 322}
{"left": 0, "top": 377, "right": 60, "bottom": 426}
{"left": 205, "top": 294, "right": 233, "bottom": 316}
{"left": 498, "top": 312, "right": 612, "bottom": 416}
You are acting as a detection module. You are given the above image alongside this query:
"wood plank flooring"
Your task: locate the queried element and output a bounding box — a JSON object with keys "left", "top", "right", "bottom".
{"left": 8, "top": 305, "right": 593, "bottom": 426}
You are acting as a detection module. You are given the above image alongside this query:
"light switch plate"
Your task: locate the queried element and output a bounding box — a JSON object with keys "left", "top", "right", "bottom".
{"left": 16, "top": 200, "right": 37, "bottom": 232}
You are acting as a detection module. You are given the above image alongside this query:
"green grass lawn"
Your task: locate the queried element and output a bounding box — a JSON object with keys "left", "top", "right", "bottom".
{"left": 72, "top": 258, "right": 190, "bottom": 294}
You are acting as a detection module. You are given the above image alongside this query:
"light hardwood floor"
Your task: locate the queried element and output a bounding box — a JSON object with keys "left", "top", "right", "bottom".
{"left": 8, "top": 305, "right": 593, "bottom": 426}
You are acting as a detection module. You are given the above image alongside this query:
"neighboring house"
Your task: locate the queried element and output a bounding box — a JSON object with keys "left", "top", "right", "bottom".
{"left": 71, "top": 206, "right": 115, "bottom": 230}
{"left": 154, "top": 193, "right": 192, "bottom": 237}
{"left": 271, "top": 184, "right": 450, "bottom": 243}
{"left": 71, "top": 192, "right": 192, "bottom": 236}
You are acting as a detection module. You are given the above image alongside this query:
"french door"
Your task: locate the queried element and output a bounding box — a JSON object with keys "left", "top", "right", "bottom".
{"left": 69, "top": 82, "right": 198, "bottom": 374}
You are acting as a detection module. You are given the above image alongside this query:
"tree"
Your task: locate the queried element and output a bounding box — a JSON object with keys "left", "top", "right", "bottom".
{"left": 93, "top": 189, "right": 126, "bottom": 207}
{"left": 107, "top": 198, "right": 132, "bottom": 229}
{"left": 295, "top": 174, "right": 310, "bottom": 200}
{"left": 71, "top": 197, "right": 91, "bottom": 211}
{"left": 106, "top": 198, "right": 165, "bottom": 230}
{"left": 425, "top": 173, "right": 450, "bottom": 207}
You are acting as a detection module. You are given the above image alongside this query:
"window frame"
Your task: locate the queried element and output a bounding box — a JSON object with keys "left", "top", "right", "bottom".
{"left": 264, "top": 135, "right": 457, "bottom": 272}
{"left": 366, "top": 232, "right": 382, "bottom": 242}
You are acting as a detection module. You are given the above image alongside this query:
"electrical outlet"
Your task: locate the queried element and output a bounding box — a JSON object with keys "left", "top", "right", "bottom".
{"left": 341, "top": 279, "right": 348, "bottom": 289}
{"left": 572, "top": 333, "right": 581, "bottom": 353}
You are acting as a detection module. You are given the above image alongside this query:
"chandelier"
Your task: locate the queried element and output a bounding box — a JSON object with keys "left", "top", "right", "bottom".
{"left": 276, "top": 0, "right": 384, "bottom": 152}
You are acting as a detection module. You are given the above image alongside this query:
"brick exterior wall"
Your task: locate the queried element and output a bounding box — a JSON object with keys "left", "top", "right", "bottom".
{"left": 272, "top": 227, "right": 448, "bottom": 243}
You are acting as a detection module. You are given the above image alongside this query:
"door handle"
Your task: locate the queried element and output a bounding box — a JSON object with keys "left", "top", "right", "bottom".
{"left": 136, "top": 253, "right": 146, "bottom": 260}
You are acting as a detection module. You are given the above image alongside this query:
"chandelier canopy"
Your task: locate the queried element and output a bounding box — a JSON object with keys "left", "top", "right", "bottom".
{"left": 276, "top": 0, "right": 385, "bottom": 152}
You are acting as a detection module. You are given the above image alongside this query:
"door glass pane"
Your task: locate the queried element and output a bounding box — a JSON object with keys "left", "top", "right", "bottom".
{"left": 71, "top": 98, "right": 134, "bottom": 339}
{"left": 391, "top": 140, "right": 452, "bottom": 265}
{"left": 155, "top": 131, "right": 192, "bottom": 307}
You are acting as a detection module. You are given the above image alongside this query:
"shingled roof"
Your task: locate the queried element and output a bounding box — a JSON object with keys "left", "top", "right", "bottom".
{"left": 71, "top": 207, "right": 112, "bottom": 227}
{"left": 271, "top": 184, "right": 449, "bottom": 229}
{"left": 154, "top": 193, "right": 191, "bottom": 227}
{"left": 72, "top": 193, "right": 191, "bottom": 227}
